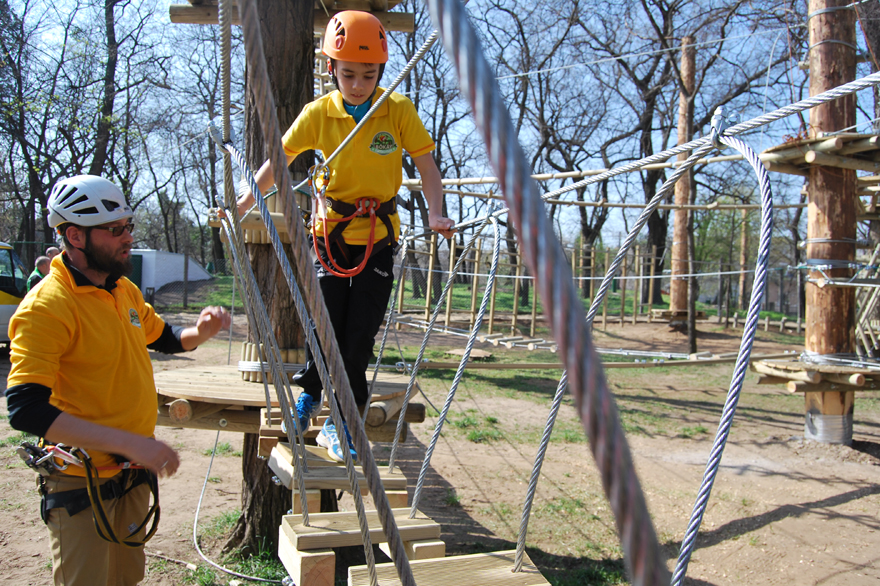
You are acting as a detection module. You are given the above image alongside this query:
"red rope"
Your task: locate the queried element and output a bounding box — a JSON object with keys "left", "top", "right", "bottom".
{"left": 312, "top": 197, "right": 380, "bottom": 277}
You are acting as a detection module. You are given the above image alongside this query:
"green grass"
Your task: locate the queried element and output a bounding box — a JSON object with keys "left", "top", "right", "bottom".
{"left": 444, "top": 488, "right": 461, "bottom": 506}
{"left": 199, "top": 509, "right": 241, "bottom": 539}
{"left": 0, "top": 430, "right": 34, "bottom": 448}
{"left": 678, "top": 425, "right": 709, "bottom": 438}
{"left": 202, "top": 442, "right": 242, "bottom": 457}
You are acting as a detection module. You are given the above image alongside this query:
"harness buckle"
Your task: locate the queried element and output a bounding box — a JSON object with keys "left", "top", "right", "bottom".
{"left": 17, "top": 442, "right": 61, "bottom": 476}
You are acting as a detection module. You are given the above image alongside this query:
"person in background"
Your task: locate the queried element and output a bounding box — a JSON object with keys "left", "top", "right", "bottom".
{"left": 46, "top": 246, "right": 61, "bottom": 260}
{"left": 6, "top": 174, "right": 231, "bottom": 586}
{"left": 27, "top": 255, "right": 51, "bottom": 292}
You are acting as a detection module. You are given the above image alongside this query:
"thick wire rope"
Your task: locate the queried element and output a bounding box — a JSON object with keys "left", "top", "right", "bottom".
{"left": 513, "top": 137, "right": 714, "bottom": 573}
{"left": 426, "top": 0, "right": 668, "bottom": 582}
{"left": 215, "top": 133, "right": 378, "bottom": 584}
{"left": 193, "top": 430, "right": 281, "bottom": 584}
{"left": 670, "top": 132, "right": 774, "bottom": 586}
{"left": 235, "top": 0, "right": 414, "bottom": 582}
{"left": 386, "top": 216, "right": 492, "bottom": 474}
{"left": 219, "top": 0, "right": 235, "bottom": 211}
{"left": 407, "top": 216, "right": 500, "bottom": 518}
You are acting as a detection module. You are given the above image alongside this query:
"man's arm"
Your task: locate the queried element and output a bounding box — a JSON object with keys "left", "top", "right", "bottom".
{"left": 44, "top": 413, "right": 179, "bottom": 477}
{"left": 178, "top": 306, "right": 232, "bottom": 351}
{"left": 412, "top": 152, "right": 455, "bottom": 239}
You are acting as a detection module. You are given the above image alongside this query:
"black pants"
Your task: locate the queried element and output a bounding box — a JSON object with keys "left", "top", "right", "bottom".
{"left": 293, "top": 243, "right": 395, "bottom": 408}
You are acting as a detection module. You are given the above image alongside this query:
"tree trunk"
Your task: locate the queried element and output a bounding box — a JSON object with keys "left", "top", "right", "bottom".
{"left": 89, "top": 0, "right": 119, "bottom": 176}
{"left": 223, "top": 0, "right": 313, "bottom": 556}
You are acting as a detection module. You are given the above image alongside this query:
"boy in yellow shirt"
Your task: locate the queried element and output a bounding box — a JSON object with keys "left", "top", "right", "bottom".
{"left": 236, "top": 10, "right": 454, "bottom": 461}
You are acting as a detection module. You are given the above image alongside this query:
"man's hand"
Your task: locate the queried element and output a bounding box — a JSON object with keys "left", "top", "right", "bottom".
{"left": 181, "top": 306, "right": 232, "bottom": 350}
{"left": 429, "top": 213, "right": 456, "bottom": 240}
{"left": 125, "top": 436, "right": 180, "bottom": 478}
{"left": 196, "top": 306, "right": 232, "bottom": 339}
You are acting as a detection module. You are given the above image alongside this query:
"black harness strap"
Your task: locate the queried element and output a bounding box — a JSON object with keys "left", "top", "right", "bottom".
{"left": 319, "top": 196, "right": 397, "bottom": 269}
{"left": 40, "top": 468, "right": 151, "bottom": 522}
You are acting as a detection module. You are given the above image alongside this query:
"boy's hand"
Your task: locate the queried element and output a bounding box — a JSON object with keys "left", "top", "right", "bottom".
{"left": 428, "top": 214, "right": 456, "bottom": 240}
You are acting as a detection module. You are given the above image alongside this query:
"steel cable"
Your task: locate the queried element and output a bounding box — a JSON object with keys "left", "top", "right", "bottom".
{"left": 426, "top": 0, "right": 668, "bottom": 582}
{"left": 408, "top": 215, "right": 500, "bottom": 517}
{"left": 386, "top": 216, "right": 492, "bottom": 473}
{"left": 669, "top": 132, "right": 774, "bottom": 586}
{"left": 235, "top": 0, "right": 414, "bottom": 582}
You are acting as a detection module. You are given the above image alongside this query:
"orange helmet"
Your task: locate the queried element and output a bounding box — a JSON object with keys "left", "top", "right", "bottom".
{"left": 322, "top": 11, "right": 388, "bottom": 64}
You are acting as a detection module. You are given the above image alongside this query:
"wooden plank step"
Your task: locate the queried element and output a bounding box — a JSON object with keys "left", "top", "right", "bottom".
{"left": 268, "top": 443, "right": 408, "bottom": 490}
{"left": 348, "top": 550, "right": 549, "bottom": 586}
{"left": 281, "top": 508, "right": 440, "bottom": 550}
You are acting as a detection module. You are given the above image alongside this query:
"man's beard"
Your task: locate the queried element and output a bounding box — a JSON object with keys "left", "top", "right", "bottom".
{"left": 83, "top": 231, "right": 133, "bottom": 281}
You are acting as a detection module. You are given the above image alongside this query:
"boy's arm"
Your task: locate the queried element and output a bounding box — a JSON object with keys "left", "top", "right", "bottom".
{"left": 412, "top": 152, "right": 456, "bottom": 239}
{"left": 235, "top": 154, "right": 296, "bottom": 216}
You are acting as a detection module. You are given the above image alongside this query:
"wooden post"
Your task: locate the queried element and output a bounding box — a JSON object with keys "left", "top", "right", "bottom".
{"left": 633, "top": 245, "right": 640, "bottom": 324}
{"left": 717, "top": 259, "right": 723, "bottom": 322}
{"left": 470, "top": 239, "right": 482, "bottom": 330}
{"left": 424, "top": 234, "right": 437, "bottom": 321}
{"left": 588, "top": 246, "right": 596, "bottom": 302}
{"left": 445, "top": 242, "right": 456, "bottom": 327}
{"left": 670, "top": 35, "right": 695, "bottom": 315}
{"left": 739, "top": 208, "right": 749, "bottom": 310}
{"left": 511, "top": 249, "right": 522, "bottom": 335}
{"left": 602, "top": 250, "right": 610, "bottom": 331}
{"left": 619, "top": 251, "right": 627, "bottom": 327}
{"left": 530, "top": 265, "right": 538, "bottom": 338}
{"left": 487, "top": 261, "right": 498, "bottom": 335}
{"left": 805, "top": 0, "right": 857, "bottom": 445}
{"left": 580, "top": 240, "right": 588, "bottom": 299}
{"left": 396, "top": 252, "right": 408, "bottom": 331}
{"left": 183, "top": 253, "right": 189, "bottom": 309}
{"left": 648, "top": 245, "right": 656, "bottom": 319}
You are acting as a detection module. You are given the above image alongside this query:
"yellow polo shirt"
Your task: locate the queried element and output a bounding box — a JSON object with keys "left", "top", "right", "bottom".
{"left": 7, "top": 255, "right": 166, "bottom": 476}
{"left": 282, "top": 88, "right": 435, "bottom": 245}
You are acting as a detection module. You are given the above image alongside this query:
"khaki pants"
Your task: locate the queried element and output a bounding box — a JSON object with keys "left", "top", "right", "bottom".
{"left": 42, "top": 471, "right": 152, "bottom": 586}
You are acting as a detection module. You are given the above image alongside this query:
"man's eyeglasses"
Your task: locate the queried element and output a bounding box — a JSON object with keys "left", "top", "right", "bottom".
{"left": 91, "top": 221, "right": 135, "bottom": 237}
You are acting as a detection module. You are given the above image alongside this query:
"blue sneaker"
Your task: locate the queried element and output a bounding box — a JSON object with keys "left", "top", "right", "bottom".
{"left": 282, "top": 392, "right": 321, "bottom": 434}
{"left": 317, "top": 419, "right": 357, "bottom": 463}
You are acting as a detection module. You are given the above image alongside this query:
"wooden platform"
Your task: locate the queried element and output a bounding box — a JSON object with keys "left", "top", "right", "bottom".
{"left": 281, "top": 508, "right": 440, "bottom": 550}
{"left": 153, "top": 365, "right": 413, "bottom": 435}
{"left": 348, "top": 550, "right": 550, "bottom": 586}
{"left": 752, "top": 359, "right": 880, "bottom": 393}
{"left": 268, "top": 443, "right": 408, "bottom": 491}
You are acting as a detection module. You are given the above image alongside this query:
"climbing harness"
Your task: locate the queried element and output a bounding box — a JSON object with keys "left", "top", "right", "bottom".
{"left": 20, "top": 442, "right": 160, "bottom": 547}
{"left": 309, "top": 164, "right": 398, "bottom": 278}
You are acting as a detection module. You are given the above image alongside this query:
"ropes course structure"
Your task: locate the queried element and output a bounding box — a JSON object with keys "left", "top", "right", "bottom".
{"left": 190, "top": 0, "right": 880, "bottom": 584}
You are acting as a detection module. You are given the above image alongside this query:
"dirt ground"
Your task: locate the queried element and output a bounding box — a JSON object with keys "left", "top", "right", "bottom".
{"left": 1, "top": 317, "right": 879, "bottom": 585}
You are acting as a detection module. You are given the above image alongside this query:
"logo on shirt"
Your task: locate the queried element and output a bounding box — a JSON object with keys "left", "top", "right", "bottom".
{"left": 129, "top": 308, "right": 141, "bottom": 328}
{"left": 369, "top": 132, "right": 398, "bottom": 155}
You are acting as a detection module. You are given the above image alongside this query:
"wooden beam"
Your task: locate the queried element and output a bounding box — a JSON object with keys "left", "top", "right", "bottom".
{"left": 750, "top": 362, "right": 821, "bottom": 383}
{"left": 837, "top": 135, "right": 880, "bottom": 155}
{"left": 281, "top": 508, "right": 440, "bottom": 550}
{"left": 805, "top": 150, "right": 880, "bottom": 173}
{"left": 760, "top": 137, "right": 843, "bottom": 163}
{"left": 169, "top": 4, "right": 415, "bottom": 32}
{"left": 208, "top": 210, "right": 288, "bottom": 233}
{"left": 762, "top": 161, "right": 810, "bottom": 177}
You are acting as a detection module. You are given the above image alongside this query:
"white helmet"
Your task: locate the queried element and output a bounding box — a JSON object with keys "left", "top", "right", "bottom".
{"left": 47, "top": 175, "right": 133, "bottom": 229}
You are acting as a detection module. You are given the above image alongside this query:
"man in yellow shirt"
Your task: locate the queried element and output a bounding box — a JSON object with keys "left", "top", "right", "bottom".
{"left": 6, "top": 174, "right": 231, "bottom": 585}
{"left": 236, "top": 11, "right": 454, "bottom": 462}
